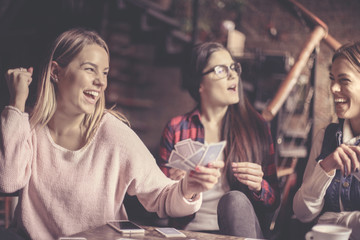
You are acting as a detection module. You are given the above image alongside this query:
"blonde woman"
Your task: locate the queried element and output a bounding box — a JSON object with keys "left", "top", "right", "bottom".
{"left": 0, "top": 28, "right": 223, "bottom": 240}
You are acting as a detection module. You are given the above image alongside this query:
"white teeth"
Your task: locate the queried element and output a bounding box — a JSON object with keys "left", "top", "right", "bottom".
{"left": 228, "top": 84, "right": 236, "bottom": 89}
{"left": 334, "top": 98, "right": 346, "bottom": 103}
{"left": 84, "top": 90, "right": 99, "bottom": 97}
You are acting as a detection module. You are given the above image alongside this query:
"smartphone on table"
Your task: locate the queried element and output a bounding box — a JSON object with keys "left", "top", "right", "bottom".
{"left": 107, "top": 220, "right": 145, "bottom": 235}
{"left": 155, "top": 227, "right": 186, "bottom": 238}
{"left": 58, "top": 238, "right": 86, "bottom": 240}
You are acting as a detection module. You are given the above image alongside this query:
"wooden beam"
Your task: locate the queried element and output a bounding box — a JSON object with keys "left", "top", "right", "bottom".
{"left": 288, "top": 0, "right": 342, "bottom": 50}
{"left": 262, "top": 26, "right": 326, "bottom": 121}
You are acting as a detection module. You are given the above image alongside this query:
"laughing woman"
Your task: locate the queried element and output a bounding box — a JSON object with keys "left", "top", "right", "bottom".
{"left": 293, "top": 41, "right": 360, "bottom": 240}
{"left": 157, "top": 42, "right": 280, "bottom": 238}
{"left": 0, "top": 28, "right": 223, "bottom": 240}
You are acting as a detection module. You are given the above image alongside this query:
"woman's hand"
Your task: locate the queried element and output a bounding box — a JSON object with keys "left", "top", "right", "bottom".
{"left": 182, "top": 161, "right": 224, "bottom": 200}
{"left": 169, "top": 168, "right": 186, "bottom": 181}
{"left": 320, "top": 144, "right": 360, "bottom": 176}
{"left": 232, "top": 162, "right": 263, "bottom": 193}
{"left": 5, "top": 67, "right": 33, "bottom": 112}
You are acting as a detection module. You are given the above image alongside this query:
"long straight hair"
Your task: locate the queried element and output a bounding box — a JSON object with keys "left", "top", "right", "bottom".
{"left": 30, "top": 28, "right": 128, "bottom": 142}
{"left": 184, "top": 42, "right": 271, "bottom": 189}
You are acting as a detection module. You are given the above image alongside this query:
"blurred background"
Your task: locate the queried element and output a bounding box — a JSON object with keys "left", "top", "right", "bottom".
{"left": 0, "top": 0, "right": 360, "bottom": 239}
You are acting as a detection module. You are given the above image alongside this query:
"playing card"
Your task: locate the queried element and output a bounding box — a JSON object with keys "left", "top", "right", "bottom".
{"left": 166, "top": 160, "right": 192, "bottom": 172}
{"left": 191, "top": 141, "right": 204, "bottom": 151}
{"left": 174, "top": 139, "right": 195, "bottom": 156}
{"left": 187, "top": 148, "right": 206, "bottom": 167}
{"left": 183, "top": 159, "right": 197, "bottom": 169}
{"left": 169, "top": 150, "right": 185, "bottom": 163}
{"left": 167, "top": 140, "right": 226, "bottom": 172}
{"left": 199, "top": 141, "right": 226, "bottom": 166}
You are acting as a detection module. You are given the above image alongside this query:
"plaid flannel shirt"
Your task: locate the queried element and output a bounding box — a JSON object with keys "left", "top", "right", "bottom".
{"left": 158, "top": 108, "right": 279, "bottom": 208}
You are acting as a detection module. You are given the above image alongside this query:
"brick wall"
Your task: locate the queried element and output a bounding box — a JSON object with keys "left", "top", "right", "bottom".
{"left": 1, "top": 0, "right": 359, "bottom": 153}
{"left": 102, "top": 0, "right": 360, "bottom": 157}
{"left": 239, "top": 0, "right": 360, "bottom": 136}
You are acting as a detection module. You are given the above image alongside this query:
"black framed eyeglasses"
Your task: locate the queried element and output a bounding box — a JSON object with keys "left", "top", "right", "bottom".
{"left": 202, "top": 62, "right": 241, "bottom": 79}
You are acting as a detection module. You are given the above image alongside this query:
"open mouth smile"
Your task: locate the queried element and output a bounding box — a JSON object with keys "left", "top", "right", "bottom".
{"left": 334, "top": 97, "right": 347, "bottom": 104}
{"left": 83, "top": 90, "right": 99, "bottom": 103}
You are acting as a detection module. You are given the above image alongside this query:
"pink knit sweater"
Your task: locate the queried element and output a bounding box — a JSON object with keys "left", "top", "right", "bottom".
{"left": 0, "top": 106, "right": 201, "bottom": 240}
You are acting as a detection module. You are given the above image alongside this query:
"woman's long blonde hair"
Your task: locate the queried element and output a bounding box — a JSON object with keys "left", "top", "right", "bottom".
{"left": 30, "top": 28, "right": 128, "bottom": 142}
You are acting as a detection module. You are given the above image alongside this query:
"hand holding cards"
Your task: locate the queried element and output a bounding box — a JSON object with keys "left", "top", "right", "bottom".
{"left": 166, "top": 139, "right": 226, "bottom": 172}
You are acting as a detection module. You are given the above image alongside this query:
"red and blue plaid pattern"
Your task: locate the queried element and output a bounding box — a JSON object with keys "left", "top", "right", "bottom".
{"left": 158, "top": 108, "right": 279, "bottom": 207}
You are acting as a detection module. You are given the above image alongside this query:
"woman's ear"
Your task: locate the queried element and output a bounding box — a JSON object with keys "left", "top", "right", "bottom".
{"left": 50, "top": 61, "right": 60, "bottom": 83}
{"left": 199, "top": 82, "right": 204, "bottom": 94}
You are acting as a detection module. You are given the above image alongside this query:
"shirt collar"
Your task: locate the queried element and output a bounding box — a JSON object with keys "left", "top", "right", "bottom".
{"left": 187, "top": 107, "right": 202, "bottom": 122}
{"left": 343, "top": 119, "right": 360, "bottom": 145}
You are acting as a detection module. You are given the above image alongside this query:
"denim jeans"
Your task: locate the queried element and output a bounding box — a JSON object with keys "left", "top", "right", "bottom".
{"left": 217, "top": 191, "right": 264, "bottom": 238}
{"left": 0, "top": 227, "right": 26, "bottom": 240}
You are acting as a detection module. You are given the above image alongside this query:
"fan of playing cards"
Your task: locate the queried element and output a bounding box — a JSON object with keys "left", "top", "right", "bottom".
{"left": 166, "top": 139, "right": 226, "bottom": 172}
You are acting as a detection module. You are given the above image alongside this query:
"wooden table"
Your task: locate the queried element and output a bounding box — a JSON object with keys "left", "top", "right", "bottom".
{"left": 69, "top": 225, "right": 246, "bottom": 240}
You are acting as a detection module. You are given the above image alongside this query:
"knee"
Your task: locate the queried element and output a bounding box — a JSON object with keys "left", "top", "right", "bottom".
{"left": 217, "top": 191, "right": 263, "bottom": 238}
{"left": 218, "top": 191, "right": 252, "bottom": 210}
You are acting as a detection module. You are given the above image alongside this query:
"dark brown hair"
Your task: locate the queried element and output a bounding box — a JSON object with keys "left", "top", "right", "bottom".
{"left": 184, "top": 42, "right": 271, "bottom": 189}
{"left": 332, "top": 41, "right": 360, "bottom": 72}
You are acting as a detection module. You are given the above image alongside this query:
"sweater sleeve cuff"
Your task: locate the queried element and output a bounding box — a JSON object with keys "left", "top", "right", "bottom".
{"left": 5, "top": 105, "right": 29, "bottom": 115}
{"left": 161, "top": 178, "right": 202, "bottom": 218}
{"left": 180, "top": 178, "right": 202, "bottom": 205}
{"left": 317, "top": 159, "right": 336, "bottom": 177}
{"left": 251, "top": 181, "right": 265, "bottom": 201}
{"left": 303, "top": 160, "right": 334, "bottom": 197}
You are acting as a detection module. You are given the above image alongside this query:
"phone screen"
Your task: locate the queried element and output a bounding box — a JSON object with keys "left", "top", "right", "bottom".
{"left": 110, "top": 221, "right": 142, "bottom": 230}
{"left": 155, "top": 227, "right": 186, "bottom": 237}
{"left": 107, "top": 220, "right": 145, "bottom": 234}
{"left": 58, "top": 238, "right": 86, "bottom": 240}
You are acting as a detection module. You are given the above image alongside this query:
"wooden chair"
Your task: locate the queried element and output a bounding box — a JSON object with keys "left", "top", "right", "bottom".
{"left": 0, "top": 192, "right": 19, "bottom": 228}
{"left": 0, "top": 196, "right": 12, "bottom": 228}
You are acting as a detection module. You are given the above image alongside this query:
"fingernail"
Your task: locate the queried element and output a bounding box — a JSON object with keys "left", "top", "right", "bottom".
{"left": 195, "top": 166, "right": 200, "bottom": 172}
{"left": 232, "top": 163, "right": 236, "bottom": 167}
{"left": 207, "top": 163, "right": 213, "bottom": 167}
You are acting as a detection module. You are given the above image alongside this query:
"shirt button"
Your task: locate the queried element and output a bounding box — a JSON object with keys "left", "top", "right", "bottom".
{"left": 343, "top": 182, "right": 350, "bottom": 188}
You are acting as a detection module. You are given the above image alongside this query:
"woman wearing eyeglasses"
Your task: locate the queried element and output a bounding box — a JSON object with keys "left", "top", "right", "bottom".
{"left": 157, "top": 42, "right": 280, "bottom": 238}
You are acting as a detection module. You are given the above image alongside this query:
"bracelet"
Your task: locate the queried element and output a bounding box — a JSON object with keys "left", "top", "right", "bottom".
{"left": 188, "top": 193, "right": 198, "bottom": 202}
{"left": 180, "top": 178, "right": 198, "bottom": 202}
